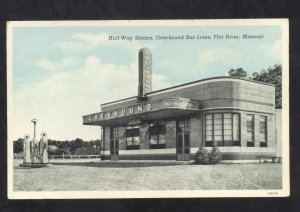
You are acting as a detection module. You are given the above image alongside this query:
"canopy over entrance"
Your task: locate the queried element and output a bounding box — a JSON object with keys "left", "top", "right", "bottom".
{"left": 83, "top": 97, "right": 202, "bottom": 126}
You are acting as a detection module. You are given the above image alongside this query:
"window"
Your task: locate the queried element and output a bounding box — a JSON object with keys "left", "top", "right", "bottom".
{"left": 223, "top": 113, "right": 232, "bottom": 144}
{"left": 232, "top": 114, "right": 240, "bottom": 146}
{"left": 177, "top": 120, "right": 190, "bottom": 133}
{"left": 205, "top": 114, "right": 213, "bottom": 147}
{"left": 260, "top": 116, "right": 267, "bottom": 147}
{"left": 214, "top": 114, "right": 223, "bottom": 146}
{"left": 126, "top": 125, "right": 140, "bottom": 150}
{"left": 247, "top": 114, "right": 254, "bottom": 147}
{"left": 149, "top": 124, "right": 166, "bottom": 149}
{"left": 205, "top": 113, "right": 240, "bottom": 147}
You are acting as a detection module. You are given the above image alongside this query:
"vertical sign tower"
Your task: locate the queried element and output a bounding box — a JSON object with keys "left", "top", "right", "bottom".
{"left": 138, "top": 47, "right": 152, "bottom": 98}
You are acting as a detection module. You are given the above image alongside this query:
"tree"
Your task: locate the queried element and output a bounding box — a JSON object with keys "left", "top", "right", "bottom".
{"left": 48, "top": 145, "right": 59, "bottom": 155}
{"left": 94, "top": 139, "right": 102, "bottom": 151}
{"left": 48, "top": 145, "right": 70, "bottom": 155}
{"left": 251, "top": 64, "right": 282, "bottom": 108}
{"left": 13, "top": 137, "right": 100, "bottom": 155}
{"left": 48, "top": 139, "right": 58, "bottom": 147}
{"left": 228, "top": 65, "right": 282, "bottom": 109}
{"left": 228, "top": 68, "right": 247, "bottom": 78}
{"left": 70, "top": 138, "right": 84, "bottom": 154}
{"left": 13, "top": 138, "right": 24, "bottom": 153}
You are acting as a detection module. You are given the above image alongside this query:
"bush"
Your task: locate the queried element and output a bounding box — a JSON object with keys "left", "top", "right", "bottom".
{"left": 195, "top": 145, "right": 210, "bottom": 164}
{"left": 195, "top": 144, "right": 222, "bottom": 165}
{"left": 209, "top": 145, "right": 222, "bottom": 164}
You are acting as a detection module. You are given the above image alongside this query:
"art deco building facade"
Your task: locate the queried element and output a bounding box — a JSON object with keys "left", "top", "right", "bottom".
{"left": 83, "top": 48, "right": 277, "bottom": 161}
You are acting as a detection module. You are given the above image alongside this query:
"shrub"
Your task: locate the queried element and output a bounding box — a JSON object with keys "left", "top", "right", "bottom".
{"left": 195, "top": 145, "right": 210, "bottom": 164}
{"left": 209, "top": 145, "right": 222, "bottom": 164}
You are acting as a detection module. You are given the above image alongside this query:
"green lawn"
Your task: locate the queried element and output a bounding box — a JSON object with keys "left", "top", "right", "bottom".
{"left": 13, "top": 159, "right": 282, "bottom": 191}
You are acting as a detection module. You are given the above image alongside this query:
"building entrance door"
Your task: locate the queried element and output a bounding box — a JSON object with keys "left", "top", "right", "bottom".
{"left": 176, "top": 133, "right": 190, "bottom": 161}
{"left": 176, "top": 120, "right": 191, "bottom": 161}
{"left": 110, "top": 127, "right": 119, "bottom": 161}
{"left": 110, "top": 139, "right": 119, "bottom": 161}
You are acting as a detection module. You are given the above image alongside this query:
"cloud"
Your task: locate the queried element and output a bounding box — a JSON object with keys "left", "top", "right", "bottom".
{"left": 159, "top": 58, "right": 195, "bottom": 75}
{"left": 35, "top": 58, "right": 74, "bottom": 71}
{"left": 74, "top": 33, "right": 108, "bottom": 45}
{"left": 58, "top": 33, "right": 156, "bottom": 54}
{"left": 196, "top": 48, "right": 246, "bottom": 75}
{"left": 262, "top": 40, "right": 281, "bottom": 60}
{"left": 58, "top": 33, "right": 109, "bottom": 51}
{"left": 11, "top": 56, "right": 170, "bottom": 141}
{"left": 152, "top": 73, "right": 171, "bottom": 91}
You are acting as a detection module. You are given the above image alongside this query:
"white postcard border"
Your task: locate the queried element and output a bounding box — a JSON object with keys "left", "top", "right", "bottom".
{"left": 7, "top": 19, "right": 289, "bottom": 199}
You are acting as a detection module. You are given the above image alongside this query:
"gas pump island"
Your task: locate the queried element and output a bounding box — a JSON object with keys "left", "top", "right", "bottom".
{"left": 20, "top": 119, "right": 50, "bottom": 168}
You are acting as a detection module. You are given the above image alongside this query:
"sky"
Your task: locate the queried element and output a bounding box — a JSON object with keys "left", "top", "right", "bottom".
{"left": 9, "top": 22, "right": 282, "bottom": 141}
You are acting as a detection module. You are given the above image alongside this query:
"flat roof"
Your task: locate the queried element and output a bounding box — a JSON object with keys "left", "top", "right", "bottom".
{"left": 101, "top": 76, "right": 275, "bottom": 107}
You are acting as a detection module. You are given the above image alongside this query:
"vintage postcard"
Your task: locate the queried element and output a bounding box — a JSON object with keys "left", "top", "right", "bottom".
{"left": 7, "top": 19, "right": 289, "bottom": 199}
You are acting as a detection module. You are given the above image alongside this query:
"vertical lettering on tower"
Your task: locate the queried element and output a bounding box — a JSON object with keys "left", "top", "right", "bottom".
{"left": 138, "top": 47, "right": 152, "bottom": 97}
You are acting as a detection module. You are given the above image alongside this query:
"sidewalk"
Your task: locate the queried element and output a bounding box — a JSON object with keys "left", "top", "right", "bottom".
{"left": 48, "top": 159, "right": 265, "bottom": 167}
